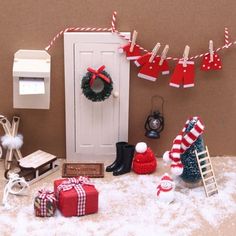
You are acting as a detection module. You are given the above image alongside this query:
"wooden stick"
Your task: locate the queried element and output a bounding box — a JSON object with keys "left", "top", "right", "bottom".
{"left": 149, "top": 42, "right": 161, "bottom": 63}
{"left": 209, "top": 40, "right": 214, "bottom": 62}
{"left": 12, "top": 116, "right": 22, "bottom": 162}
{"left": 11, "top": 116, "right": 20, "bottom": 137}
{"left": 0, "top": 118, "right": 12, "bottom": 135}
{"left": 130, "top": 30, "right": 138, "bottom": 52}
{"left": 14, "top": 149, "right": 23, "bottom": 160}
{"left": 11, "top": 119, "right": 18, "bottom": 137}
{"left": 5, "top": 149, "right": 13, "bottom": 170}
{"left": 159, "top": 44, "right": 169, "bottom": 66}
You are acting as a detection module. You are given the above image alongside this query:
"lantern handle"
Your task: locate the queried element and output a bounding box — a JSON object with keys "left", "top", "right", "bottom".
{"left": 151, "top": 95, "right": 164, "bottom": 114}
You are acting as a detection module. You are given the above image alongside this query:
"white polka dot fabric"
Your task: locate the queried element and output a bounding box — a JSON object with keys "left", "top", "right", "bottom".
{"left": 201, "top": 53, "right": 222, "bottom": 71}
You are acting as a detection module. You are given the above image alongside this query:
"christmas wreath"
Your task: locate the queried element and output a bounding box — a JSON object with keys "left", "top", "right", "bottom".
{"left": 81, "top": 65, "right": 113, "bottom": 102}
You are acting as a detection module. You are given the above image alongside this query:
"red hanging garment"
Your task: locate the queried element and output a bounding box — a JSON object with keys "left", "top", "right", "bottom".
{"left": 169, "top": 60, "right": 195, "bottom": 88}
{"left": 134, "top": 53, "right": 169, "bottom": 82}
{"left": 201, "top": 53, "right": 222, "bottom": 71}
{"left": 118, "top": 43, "right": 141, "bottom": 60}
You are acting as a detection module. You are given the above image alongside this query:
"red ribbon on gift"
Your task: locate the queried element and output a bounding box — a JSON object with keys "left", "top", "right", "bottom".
{"left": 57, "top": 177, "right": 93, "bottom": 216}
{"left": 87, "top": 65, "right": 111, "bottom": 87}
{"left": 38, "top": 189, "right": 56, "bottom": 217}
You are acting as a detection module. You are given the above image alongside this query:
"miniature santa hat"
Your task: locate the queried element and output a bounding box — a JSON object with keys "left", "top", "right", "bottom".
{"left": 160, "top": 173, "right": 174, "bottom": 184}
{"left": 133, "top": 142, "right": 157, "bottom": 174}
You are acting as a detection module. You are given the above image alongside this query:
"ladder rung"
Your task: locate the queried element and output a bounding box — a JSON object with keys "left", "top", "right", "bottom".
{"left": 202, "top": 169, "right": 213, "bottom": 175}
{"left": 207, "top": 188, "right": 218, "bottom": 196}
{"left": 206, "top": 182, "right": 216, "bottom": 189}
{"left": 198, "top": 157, "right": 209, "bottom": 163}
{"left": 197, "top": 150, "right": 208, "bottom": 156}
{"left": 200, "top": 163, "right": 211, "bottom": 169}
{"left": 204, "top": 176, "right": 214, "bottom": 182}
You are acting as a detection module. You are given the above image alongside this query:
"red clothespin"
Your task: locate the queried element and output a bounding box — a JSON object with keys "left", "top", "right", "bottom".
{"left": 149, "top": 43, "right": 161, "bottom": 63}
{"left": 209, "top": 40, "right": 214, "bottom": 62}
{"left": 130, "top": 30, "right": 138, "bottom": 52}
{"left": 183, "top": 45, "right": 190, "bottom": 67}
{"left": 159, "top": 45, "right": 169, "bottom": 66}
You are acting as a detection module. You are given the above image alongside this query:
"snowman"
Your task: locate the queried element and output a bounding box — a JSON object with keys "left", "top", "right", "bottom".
{"left": 157, "top": 173, "right": 175, "bottom": 204}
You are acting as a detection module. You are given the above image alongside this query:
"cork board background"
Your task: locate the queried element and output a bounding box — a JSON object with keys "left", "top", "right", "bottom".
{"left": 0, "top": 0, "right": 235, "bottom": 157}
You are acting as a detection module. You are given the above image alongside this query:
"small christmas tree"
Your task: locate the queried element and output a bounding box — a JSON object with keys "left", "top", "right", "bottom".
{"left": 180, "top": 119, "right": 205, "bottom": 183}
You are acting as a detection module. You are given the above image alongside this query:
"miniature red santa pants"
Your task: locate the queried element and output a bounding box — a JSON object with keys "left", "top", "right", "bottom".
{"left": 169, "top": 60, "right": 195, "bottom": 88}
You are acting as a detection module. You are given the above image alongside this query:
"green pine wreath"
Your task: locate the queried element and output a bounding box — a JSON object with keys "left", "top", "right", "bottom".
{"left": 81, "top": 68, "right": 113, "bottom": 102}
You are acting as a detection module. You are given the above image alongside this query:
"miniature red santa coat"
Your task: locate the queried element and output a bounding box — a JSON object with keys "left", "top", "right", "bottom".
{"left": 132, "top": 142, "right": 157, "bottom": 174}
{"left": 169, "top": 60, "right": 195, "bottom": 88}
{"left": 157, "top": 173, "right": 175, "bottom": 204}
{"left": 134, "top": 53, "right": 170, "bottom": 82}
{"left": 118, "top": 43, "right": 141, "bottom": 60}
{"left": 201, "top": 53, "right": 222, "bottom": 71}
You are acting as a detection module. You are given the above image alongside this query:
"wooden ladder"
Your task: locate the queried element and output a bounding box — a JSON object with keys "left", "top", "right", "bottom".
{"left": 195, "top": 146, "right": 219, "bottom": 197}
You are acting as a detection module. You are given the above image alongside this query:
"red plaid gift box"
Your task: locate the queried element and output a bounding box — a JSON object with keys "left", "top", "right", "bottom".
{"left": 34, "top": 189, "right": 56, "bottom": 217}
{"left": 54, "top": 176, "right": 99, "bottom": 217}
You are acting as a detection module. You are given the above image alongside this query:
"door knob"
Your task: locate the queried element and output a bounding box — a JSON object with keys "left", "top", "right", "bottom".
{"left": 113, "top": 91, "right": 119, "bottom": 98}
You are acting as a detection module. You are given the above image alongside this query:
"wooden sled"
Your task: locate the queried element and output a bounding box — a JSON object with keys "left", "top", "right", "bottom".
{"left": 17, "top": 150, "right": 59, "bottom": 185}
{"left": 0, "top": 116, "right": 59, "bottom": 184}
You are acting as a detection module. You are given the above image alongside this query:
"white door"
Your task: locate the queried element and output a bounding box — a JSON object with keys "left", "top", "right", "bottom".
{"left": 64, "top": 32, "right": 130, "bottom": 162}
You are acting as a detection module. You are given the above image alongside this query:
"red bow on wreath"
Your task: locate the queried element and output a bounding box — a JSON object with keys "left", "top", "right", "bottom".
{"left": 87, "top": 65, "right": 111, "bottom": 86}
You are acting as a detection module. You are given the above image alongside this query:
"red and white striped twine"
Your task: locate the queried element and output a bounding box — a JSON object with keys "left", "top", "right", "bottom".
{"left": 45, "top": 11, "right": 235, "bottom": 61}
{"left": 225, "top": 27, "right": 229, "bottom": 47}
{"left": 111, "top": 11, "right": 117, "bottom": 32}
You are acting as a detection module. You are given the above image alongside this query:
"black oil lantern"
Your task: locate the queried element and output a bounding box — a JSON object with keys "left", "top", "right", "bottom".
{"left": 144, "top": 95, "right": 164, "bottom": 139}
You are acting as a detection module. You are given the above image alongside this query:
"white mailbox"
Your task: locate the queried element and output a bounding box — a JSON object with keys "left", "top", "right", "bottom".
{"left": 13, "top": 50, "right": 51, "bottom": 109}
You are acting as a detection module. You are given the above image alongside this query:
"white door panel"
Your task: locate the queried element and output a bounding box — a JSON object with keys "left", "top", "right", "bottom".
{"left": 64, "top": 32, "right": 130, "bottom": 162}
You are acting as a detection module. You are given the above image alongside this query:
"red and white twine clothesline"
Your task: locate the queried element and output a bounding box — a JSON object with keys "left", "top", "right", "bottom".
{"left": 45, "top": 11, "right": 236, "bottom": 61}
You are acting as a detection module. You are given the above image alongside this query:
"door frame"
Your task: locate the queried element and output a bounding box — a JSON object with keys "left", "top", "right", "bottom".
{"left": 64, "top": 32, "right": 130, "bottom": 162}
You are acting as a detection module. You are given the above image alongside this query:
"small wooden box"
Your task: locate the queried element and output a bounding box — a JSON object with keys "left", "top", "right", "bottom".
{"left": 62, "top": 163, "right": 104, "bottom": 178}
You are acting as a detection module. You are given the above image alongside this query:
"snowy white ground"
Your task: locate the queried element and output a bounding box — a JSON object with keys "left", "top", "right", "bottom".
{"left": 0, "top": 157, "right": 236, "bottom": 236}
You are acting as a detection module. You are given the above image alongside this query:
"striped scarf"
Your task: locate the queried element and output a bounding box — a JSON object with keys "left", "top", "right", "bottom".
{"left": 163, "top": 117, "right": 205, "bottom": 176}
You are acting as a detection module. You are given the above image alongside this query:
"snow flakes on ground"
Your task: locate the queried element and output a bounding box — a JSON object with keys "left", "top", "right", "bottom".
{"left": 0, "top": 157, "right": 236, "bottom": 236}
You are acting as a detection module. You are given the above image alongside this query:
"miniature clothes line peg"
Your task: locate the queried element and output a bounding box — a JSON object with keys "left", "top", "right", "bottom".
{"left": 130, "top": 30, "right": 138, "bottom": 52}
{"left": 159, "top": 45, "right": 169, "bottom": 66}
{"left": 209, "top": 40, "right": 214, "bottom": 62}
{"left": 149, "top": 43, "right": 161, "bottom": 63}
{"left": 182, "top": 45, "right": 190, "bottom": 67}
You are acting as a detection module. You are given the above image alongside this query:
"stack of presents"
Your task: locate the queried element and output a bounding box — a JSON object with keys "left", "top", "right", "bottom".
{"left": 34, "top": 176, "right": 99, "bottom": 217}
